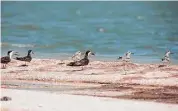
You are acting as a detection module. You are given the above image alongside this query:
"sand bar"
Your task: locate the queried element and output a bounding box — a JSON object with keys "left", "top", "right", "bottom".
{"left": 1, "top": 58, "right": 178, "bottom": 105}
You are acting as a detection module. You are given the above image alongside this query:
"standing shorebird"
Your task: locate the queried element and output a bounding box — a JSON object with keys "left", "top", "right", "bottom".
{"left": 67, "top": 50, "right": 95, "bottom": 68}
{"left": 118, "top": 51, "right": 134, "bottom": 75}
{"left": 118, "top": 51, "right": 134, "bottom": 62}
{"left": 161, "top": 50, "right": 173, "bottom": 64}
{"left": 1, "top": 50, "right": 18, "bottom": 69}
{"left": 71, "top": 50, "right": 95, "bottom": 62}
{"left": 15, "top": 50, "right": 34, "bottom": 66}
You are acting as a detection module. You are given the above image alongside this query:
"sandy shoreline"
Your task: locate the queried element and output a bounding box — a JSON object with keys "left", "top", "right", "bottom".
{"left": 1, "top": 58, "right": 178, "bottom": 105}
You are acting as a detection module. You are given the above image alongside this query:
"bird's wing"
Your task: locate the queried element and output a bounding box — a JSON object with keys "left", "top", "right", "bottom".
{"left": 74, "top": 61, "right": 83, "bottom": 66}
{"left": 16, "top": 56, "right": 26, "bottom": 61}
{"left": 67, "top": 61, "right": 82, "bottom": 66}
{"left": 118, "top": 56, "right": 122, "bottom": 60}
{"left": 72, "top": 55, "right": 81, "bottom": 61}
{"left": 1, "top": 56, "right": 10, "bottom": 63}
{"left": 67, "top": 59, "right": 84, "bottom": 66}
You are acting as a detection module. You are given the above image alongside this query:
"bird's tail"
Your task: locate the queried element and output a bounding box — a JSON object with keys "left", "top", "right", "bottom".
{"left": 67, "top": 62, "right": 75, "bottom": 66}
{"left": 16, "top": 57, "right": 22, "bottom": 60}
{"left": 161, "top": 58, "right": 164, "bottom": 61}
{"left": 118, "top": 56, "right": 122, "bottom": 60}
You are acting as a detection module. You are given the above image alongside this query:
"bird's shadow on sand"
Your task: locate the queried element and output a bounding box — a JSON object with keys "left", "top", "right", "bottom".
{"left": 57, "top": 62, "right": 65, "bottom": 65}
{"left": 85, "top": 73, "right": 99, "bottom": 75}
{"left": 1, "top": 68, "right": 6, "bottom": 69}
{"left": 69, "top": 69, "right": 84, "bottom": 72}
{"left": 158, "top": 64, "right": 167, "bottom": 68}
{"left": 18, "top": 64, "right": 28, "bottom": 67}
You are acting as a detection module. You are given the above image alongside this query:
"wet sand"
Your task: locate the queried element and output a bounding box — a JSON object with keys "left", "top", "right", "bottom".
{"left": 1, "top": 58, "right": 178, "bottom": 105}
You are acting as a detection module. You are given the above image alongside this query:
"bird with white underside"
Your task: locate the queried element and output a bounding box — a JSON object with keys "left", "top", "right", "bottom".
{"left": 161, "top": 50, "right": 174, "bottom": 64}
{"left": 1, "top": 50, "right": 18, "bottom": 69}
{"left": 118, "top": 51, "right": 134, "bottom": 62}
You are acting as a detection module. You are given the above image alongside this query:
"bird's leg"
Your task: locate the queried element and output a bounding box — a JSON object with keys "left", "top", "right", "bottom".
{"left": 162, "top": 62, "right": 164, "bottom": 66}
{"left": 124, "top": 63, "right": 127, "bottom": 75}
{"left": 122, "top": 62, "right": 127, "bottom": 75}
{"left": 27, "top": 62, "right": 30, "bottom": 66}
{"left": 81, "top": 66, "right": 85, "bottom": 70}
{"left": 24, "top": 61, "right": 27, "bottom": 66}
{"left": 4, "top": 64, "right": 6, "bottom": 69}
{"left": 2, "top": 64, "right": 4, "bottom": 69}
{"left": 167, "top": 61, "right": 171, "bottom": 67}
{"left": 81, "top": 66, "right": 84, "bottom": 70}
{"left": 162, "top": 61, "right": 166, "bottom": 66}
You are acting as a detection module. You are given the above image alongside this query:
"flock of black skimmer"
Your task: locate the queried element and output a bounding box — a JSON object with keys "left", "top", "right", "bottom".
{"left": 0, "top": 49, "right": 174, "bottom": 69}
{"left": 1, "top": 50, "right": 34, "bottom": 68}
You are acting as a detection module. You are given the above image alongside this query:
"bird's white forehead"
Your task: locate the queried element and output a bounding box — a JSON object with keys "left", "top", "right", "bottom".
{"left": 88, "top": 51, "right": 92, "bottom": 54}
{"left": 166, "top": 51, "right": 171, "bottom": 54}
{"left": 88, "top": 51, "right": 95, "bottom": 56}
{"left": 10, "top": 51, "right": 14, "bottom": 54}
{"left": 127, "top": 51, "right": 131, "bottom": 54}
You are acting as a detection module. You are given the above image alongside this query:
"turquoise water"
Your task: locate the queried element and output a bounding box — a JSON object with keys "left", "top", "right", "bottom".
{"left": 1, "top": 1, "right": 178, "bottom": 63}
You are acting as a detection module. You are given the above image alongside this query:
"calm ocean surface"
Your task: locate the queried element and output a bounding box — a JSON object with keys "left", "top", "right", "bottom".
{"left": 1, "top": 1, "right": 178, "bottom": 63}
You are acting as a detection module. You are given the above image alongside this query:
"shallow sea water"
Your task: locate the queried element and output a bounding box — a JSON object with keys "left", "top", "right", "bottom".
{"left": 1, "top": 1, "right": 178, "bottom": 64}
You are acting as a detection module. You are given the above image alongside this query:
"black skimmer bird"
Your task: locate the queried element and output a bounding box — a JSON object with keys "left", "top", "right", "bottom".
{"left": 118, "top": 51, "right": 134, "bottom": 62}
{"left": 161, "top": 50, "right": 173, "bottom": 64}
{"left": 16, "top": 50, "right": 34, "bottom": 66}
{"left": 67, "top": 50, "right": 95, "bottom": 67}
{"left": 71, "top": 50, "right": 95, "bottom": 62}
{"left": 1, "top": 50, "right": 18, "bottom": 69}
